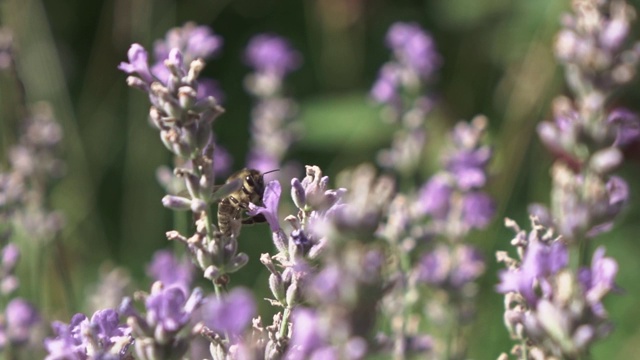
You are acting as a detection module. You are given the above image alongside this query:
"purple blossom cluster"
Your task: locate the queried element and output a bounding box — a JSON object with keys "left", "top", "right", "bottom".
{"left": 120, "top": 282, "right": 202, "bottom": 359}
{"left": 44, "top": 309, "right": 131, "bottom": 360}
{"left": 244, "top": 34, "right": 302, "bottom": 174}
{"left": 417, "top": 116, "right": 495, "bottom": 235}
{"left": 373, "top": 116, "right": 494, "bottom": 359}
{"left": 530, "top": 0, "right": 638, "bottom": 244}
{"left": 496, "top": 218, "right": 618, "bottom": 359}
{"left": 371, "top": 22, "right": 440, "bottom": 175}
{"left": 120, "top": 24, "right": 250, "bottom": 288}
{"left": 1, "top": 0, "right": 638, "bottom": 358}
{"left": 496, "top": 0, "right": 638, "bottom": 357}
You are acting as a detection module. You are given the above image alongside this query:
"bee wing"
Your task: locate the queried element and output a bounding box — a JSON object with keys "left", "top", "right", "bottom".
{"left": 212, "top": 178, "right": 243, "bottom": 202}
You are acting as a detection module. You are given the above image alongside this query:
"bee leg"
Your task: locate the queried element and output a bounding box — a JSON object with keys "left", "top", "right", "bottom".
{"left": 242, "top": 214, "right": 267, "bottom": 225}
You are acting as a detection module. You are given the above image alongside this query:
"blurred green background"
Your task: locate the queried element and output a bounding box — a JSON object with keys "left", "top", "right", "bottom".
{"left": 1, "top": 0, "right": 640, "bottom": 358}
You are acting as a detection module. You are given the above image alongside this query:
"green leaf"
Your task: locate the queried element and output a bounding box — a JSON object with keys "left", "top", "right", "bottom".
{"left": 298, "top": 93, "right": 394, "bottom": 151}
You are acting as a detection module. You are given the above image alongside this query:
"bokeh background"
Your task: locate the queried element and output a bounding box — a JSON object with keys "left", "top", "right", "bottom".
{"left": 1, "top": 0, "right": 640, "bottom": 358}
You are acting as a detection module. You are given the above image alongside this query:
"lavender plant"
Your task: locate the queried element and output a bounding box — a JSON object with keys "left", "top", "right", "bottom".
{"left": 244, "top": 33, "right": 302, "bottom": 174}
{"left": 119, "top": 25, "right": 250, "bottom": 293}
{"left": 2, "top": 0, "right": 639, "bottom": 358}
{"left": 496, "top": 0, "right": 640, "bottom": 358}
{"left": 371, "top": 22, "right": 441, "bottom": 176}
{"left": 370, "top": 21, "right": 495, "bottom": 359}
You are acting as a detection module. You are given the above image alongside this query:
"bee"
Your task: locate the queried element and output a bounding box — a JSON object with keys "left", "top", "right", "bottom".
{"left": 217, "top": 168, "right": 277, "bottom": 237}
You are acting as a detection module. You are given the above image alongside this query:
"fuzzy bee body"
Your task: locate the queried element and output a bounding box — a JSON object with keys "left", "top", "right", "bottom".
{"left": 217, "top": 168, "right": 267, "bottom": 237}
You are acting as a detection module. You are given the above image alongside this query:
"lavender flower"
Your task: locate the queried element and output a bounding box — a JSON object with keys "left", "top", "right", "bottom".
{"left": 418, "top": 244, "right": 484, "bottom": 289}
{"left": 416, "top": 116, "right": 495, "bottom": 236}
{"left": 371, "top": 21, "right": 440, "bottom": 129}
{"left": 247, "top": 180, "right": 282, "bottom": 232}
{"left": 0, "top": 243, "right": 20, "bottom": 295}
{"left": 0, "top": 298, "right": 40, "bottom": 350}
{"left": 201, "top": 288, "right": 256, "bottom": 338}
{"left": 244, "top": 34, "right": 301, "bottom": 77}
{"left": 496, "top": 218, "right": 618, "bottom": 358}
{"left": 244, "top": 34, "right": 302, "bottom": 174}
{"left": 121, "top": 28, "right": 252, "bottom": 288}
{"left": 118, "top": 43, "right": 154, "bottom": 85}
{"left": 44, "top": 309, "right": 132, "bottom": 360}
{"left": 147, "top": 250, "right": 195, "bottom": 296}
{"left": 122, "top": 282, "right": 203, "bottom": 360}
{"left": 385, "top": 22, "right": 441, "bottom": 80}
{"left": 151, "top": 23, "right": 223, "bottom": 91}
{"left": 578, "top": 247, "right": 619, "bottom": 317}
{"left": 153, "top": 22, "right": 222, "bottom": 64}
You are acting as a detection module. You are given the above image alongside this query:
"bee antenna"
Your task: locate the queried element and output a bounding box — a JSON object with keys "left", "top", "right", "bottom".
{"left": 262, "top": 169, "right": 280, "bottom": 175}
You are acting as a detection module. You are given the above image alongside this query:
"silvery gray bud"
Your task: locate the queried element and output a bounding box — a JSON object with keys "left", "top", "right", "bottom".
{"left": 126, "top": 76, "right": 149, "bottom": 92}
{"left": 178, "top": 86, "right": 197, "bottom": 110}
{"left": 204, "top": 265, "right": 220, "bottom": 280}
{"left": 272, "top": 229, "right": 288, "bottom": 254}
{"left": 269, "top": 273, "right": 286, "bottom": 305}
{"left": 190, "top": 198, "right": 207, "bottom": 213}
{"left": 162, "top": 195, "right": 192, "bottom": 211}
{"left": 188, "top": 59, "right": 206, "bottom": 83}
{"left": 589, "top": 147, "right": 623, "bottom": 174}
{"left": 291, "top": 178, "right": 306, "bottom": 209}
{"left": 285, "top": 282, "right": 299, "bottom": 307}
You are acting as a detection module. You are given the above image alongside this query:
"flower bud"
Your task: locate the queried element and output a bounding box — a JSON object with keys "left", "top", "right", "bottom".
{"left": 162, "top": 195, "right": 192, "bottom": 211}
{"left": 589, "top": 147, "right": 622, "bottom": 174}
{"left": 291, "top": 178, "right": 306, "bottom": 209}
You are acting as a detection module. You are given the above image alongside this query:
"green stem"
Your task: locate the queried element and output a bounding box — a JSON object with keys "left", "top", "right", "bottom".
{"left": 279, "top": 307, "right": 292, "bottom": 339}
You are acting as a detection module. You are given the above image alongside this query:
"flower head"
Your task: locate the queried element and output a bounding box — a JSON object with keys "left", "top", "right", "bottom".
{"left": 44, "top": 309, "right": 131, "bottom": 360}
{"left": 462, "top": 192, "right": 495, "bottom": 229}
{"left": 153, "top": 22, "right": 223, "bottom": 64}
{"left": 245, "top": 34, "right": 301, "bottom": 76}
{"left": 145, "top": 285, "right": 200, "bottom": 333}
{"left": 578, "top": 246, "right": 618, "bottom": 317}
{"left": 118, "top": 43, "right": 154, "bottom": 84}
{"left": 386, "top": 22, "right": 441, "bottom": 80}
{"left": 5, "top": 298, "right": 40, "bottom": 346}
{"left": 201, "top": 288, "right": 256, "bottom": 337}
{"left": 147, "top": 250, "right": 194, "bottom": 296}
{"left": 248, "top": 180, "right": 282, "bottom": 232}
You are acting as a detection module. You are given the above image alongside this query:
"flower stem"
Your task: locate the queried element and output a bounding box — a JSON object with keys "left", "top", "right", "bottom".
{"left": 279, "top": 307, "right": 292, "bottom": 339}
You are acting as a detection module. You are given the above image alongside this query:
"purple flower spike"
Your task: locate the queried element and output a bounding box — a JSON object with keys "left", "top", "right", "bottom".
{"left": 607, "top": 108, "right": 640, "bottom": 147}
{"left": 370, "top": 64, "right": 401, "bottom": 105}
{"left": 497, "top": 240, "right": 568, "bottom": 305}
{"left": 287, "top": 308, "right": 324, "bottom": 358}
{"left": 202, "top": 288, "right": 256, "bottom": 337}
{"left": 417, "top": 246, "right": 450, "bottom": 285}
{"left": 118, "top": 43, "right": 154, "bottom": 84}
{"left": 450, "top": 245, "right": 485, "bottom": 287}
{"left": 88, "top": 309, "right": 131, "bottom": 354}
{"left": 146, "top": 285, "right": 200, "bottom": 333}
{"left": 153, "top": 23, "right": 223, "bottom": 64}
{"left": 386, "top": 22, "right": 441, "bottom": 80}
{"left": 578, "top": 247, "right": 618, "bottom": 317}
{"left": 1, "top": 243, "right": 20, "bottom": 271}
{"left": 44, "top": 314, "right": 86, "bottom": 360}
{"left": 147, "top": 250, "right": 194, "bottom": 296}
{"left": 5, "top": 298, "right": 39, "bottom": 345}
{"left": 44, "top": 309, "right": 131, "bottom": 360}
{"left": 245, "top": 34, "right": 301, "bottom": 76}
{"left": 462, "top": 192, "right": 495, "bottom": 229}
{"left": 417, "top": 175, "right": 452, "bottom": 219}
{"left": 445, "top": 147, "right": 491, "bottom": 190}
{"left": 248, "top": 180, "right": 282, "bottom": 232}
